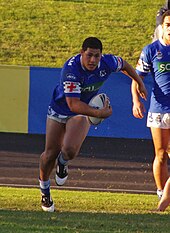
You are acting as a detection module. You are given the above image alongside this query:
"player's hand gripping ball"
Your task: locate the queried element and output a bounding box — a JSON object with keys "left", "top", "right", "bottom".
{"left": 88, "top": 93, "right": 109, "bottom": 125}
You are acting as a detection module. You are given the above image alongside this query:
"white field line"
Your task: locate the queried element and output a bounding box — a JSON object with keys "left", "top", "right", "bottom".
{"left": 0, "top": 183, "right": 155, "bottom": 195}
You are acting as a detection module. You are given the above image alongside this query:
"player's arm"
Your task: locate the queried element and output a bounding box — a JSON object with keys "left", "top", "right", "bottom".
{"left": 131, "top": 75, "right": 146, "bottom": 119}
{"left": 63, "top": 71, "right": 112, "bottom": 118}
{"left": 121, "top": 60, "right": 147, "bottom": 101}
{"left": 66, "top": 97, "right": 112, "bottom": 119}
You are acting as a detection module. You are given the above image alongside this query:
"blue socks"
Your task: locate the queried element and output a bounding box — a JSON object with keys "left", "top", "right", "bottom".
{"left": 59, "top": 152, "right": 68, "bottom": 165}
{"left": 39, "top": 153, "right": 68, "bottom": 196}
{"left": 39, "top": 179, "right": 50, "bottom": 196}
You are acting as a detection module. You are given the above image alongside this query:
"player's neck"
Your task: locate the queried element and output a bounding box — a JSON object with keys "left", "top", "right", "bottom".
{"left": 162, "top": 37, "right": 170, "bottom": 45}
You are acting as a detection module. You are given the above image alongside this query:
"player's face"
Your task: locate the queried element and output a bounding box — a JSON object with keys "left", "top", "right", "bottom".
{"left": 162, "top": 16, "right": 170, "bottom": 44}
{"left": 81, "top": 48, "right": 102, "bottom": 71}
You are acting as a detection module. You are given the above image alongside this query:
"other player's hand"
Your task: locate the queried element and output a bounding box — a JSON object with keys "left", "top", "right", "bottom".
{"left": 132, "top": 101, "right": 145, "bottom": 119}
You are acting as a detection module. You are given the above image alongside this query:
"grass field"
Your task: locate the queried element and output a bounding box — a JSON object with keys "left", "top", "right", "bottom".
{"left": 0, "top": 187, "right": 170, "bottom": 233}
{"left": 0, "top": 0, "right": 164, "bottom": 68}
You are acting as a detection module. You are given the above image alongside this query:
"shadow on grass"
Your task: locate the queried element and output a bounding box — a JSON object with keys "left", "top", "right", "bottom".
{"left": 0, "top": 209, "right": 170, "bottom": 233}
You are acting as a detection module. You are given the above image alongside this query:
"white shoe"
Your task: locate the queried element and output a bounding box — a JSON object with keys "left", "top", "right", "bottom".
{"left": 41, "top": 194, "right": 55, "bottom": 212}
{"left": 55, "top": 158, "right": 68, "bottom": 186}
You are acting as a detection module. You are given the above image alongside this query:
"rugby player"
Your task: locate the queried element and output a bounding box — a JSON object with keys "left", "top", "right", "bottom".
{"left": 132, "top": 10, "right": 170, "bottom": 201}
{"left": 39, "top": 37, "right": 147, "bottom": 212}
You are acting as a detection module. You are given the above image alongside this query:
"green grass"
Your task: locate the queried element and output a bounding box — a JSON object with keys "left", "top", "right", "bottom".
{"left": 0, "top": 0, "right": 164, "bottom": 68}
{"left": 0, "top": 187, "right": 170, "bottom": 233}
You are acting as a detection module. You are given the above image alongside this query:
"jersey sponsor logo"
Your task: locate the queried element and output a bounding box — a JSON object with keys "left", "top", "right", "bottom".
{"left": 158, "top": 62, "right": 170, "bottom": 72}
{"left": 64, "top": 81, "right": 81, "bottom": 93}
{"left": 82, "top": 81, "right": 104, "bottom": 92}
{"left": 66, "top": 73, "right": 76, "bottom": 80}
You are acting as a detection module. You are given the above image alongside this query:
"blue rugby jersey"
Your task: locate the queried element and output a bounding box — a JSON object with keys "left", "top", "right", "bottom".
{"left": 50, "top": 54, "right": 123, "bottom": 116}
{"left": 136, "top": 39, "right": 170, "bottom": 113}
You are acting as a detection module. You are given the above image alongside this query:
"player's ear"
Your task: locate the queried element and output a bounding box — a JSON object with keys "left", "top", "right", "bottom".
{"left": 80, "top": 49, "right": 84, "bottom": 55}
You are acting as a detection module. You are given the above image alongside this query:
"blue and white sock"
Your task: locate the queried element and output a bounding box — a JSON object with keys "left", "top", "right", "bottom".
{"left": 58, "top": 152, "right": 68, "bottom": 165}
{"left": 39, "top": 179, "right": 50, "bottom": 196}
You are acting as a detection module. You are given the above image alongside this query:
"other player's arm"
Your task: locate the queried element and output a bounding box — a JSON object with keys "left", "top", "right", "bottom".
{"left": 131, "top": 75, "right": 146, "bottom": 119}
{"left": 66, "top": 97, "right": 112, "bottom": 119}
{"left": 121, "top": 60, "right": 147, "bottom": 101}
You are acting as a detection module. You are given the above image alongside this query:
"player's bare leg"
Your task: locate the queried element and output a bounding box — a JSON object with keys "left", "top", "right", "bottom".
{"left": 157, "top": 177, "right": 170, "bottom": 211}
{"left": 40, "top": 118, "right": 65, "bottom": 180}
{"left": 151, "top": 127, "right": 169, "bottom": 199}
{"left": 55, "top": 115, "right": 90, "bottom": 186}
{"left": 39, "top": 118, "right": 65, "bottom": 212}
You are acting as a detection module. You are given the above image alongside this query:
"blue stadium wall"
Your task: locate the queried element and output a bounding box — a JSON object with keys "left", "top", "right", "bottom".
{"left": 0, "top": 65, "right": 153, "bottom": 139}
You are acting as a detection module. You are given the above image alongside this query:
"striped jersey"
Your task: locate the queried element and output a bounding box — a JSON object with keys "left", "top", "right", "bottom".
{"left": 50, "top": 53, "right": 123, "bottom": 116}
{"left": 136, "top": 39, "right": 170, "bottom": 113}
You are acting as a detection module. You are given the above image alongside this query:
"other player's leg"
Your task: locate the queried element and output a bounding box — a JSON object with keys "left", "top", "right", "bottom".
{"left": 157, "top": 177, "right": 170, "bottom": 211}
{"left": 151, "top": 127, "right": 169, "bottom": 199}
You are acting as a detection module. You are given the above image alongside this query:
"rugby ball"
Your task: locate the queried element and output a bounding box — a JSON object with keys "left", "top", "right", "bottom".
{"left": 88, "top": 93, "right": 107, "bottom": 125}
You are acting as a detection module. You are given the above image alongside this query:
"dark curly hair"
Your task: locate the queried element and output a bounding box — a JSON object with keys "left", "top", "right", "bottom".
{"left": 82, "top": 37, "right": 102, "bottom": 52}
{"left": 161, "top": 9, "right": 170, "bottom": 24}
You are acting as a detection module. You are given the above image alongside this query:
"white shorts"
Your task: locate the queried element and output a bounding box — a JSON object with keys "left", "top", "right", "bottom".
{"left": 47, "top": 106, "right": 73, "bottom": 124}
{"left": 47, "top": 106, "right": 87, "bottom": 124}
{"left": 147, "top": 112, "right": 170, "bottom": 129}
